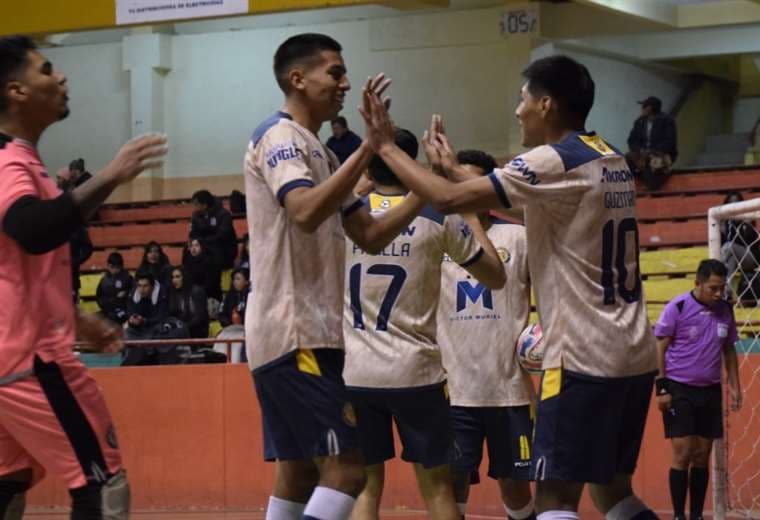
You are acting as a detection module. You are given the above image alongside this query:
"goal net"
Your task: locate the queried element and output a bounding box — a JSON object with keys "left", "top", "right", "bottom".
{"left": 708, "top": 198, "right": 760, "bottom": 519}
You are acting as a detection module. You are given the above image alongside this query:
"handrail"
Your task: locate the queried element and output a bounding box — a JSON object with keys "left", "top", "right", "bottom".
{"left": 750, "top": 114, "right": 760, "bottom": 148}
{"left": 75, "top": 337, "right": 246, "bottom": 364}
{"left": 669, "top": 74, "right": 705, "bottom": 119}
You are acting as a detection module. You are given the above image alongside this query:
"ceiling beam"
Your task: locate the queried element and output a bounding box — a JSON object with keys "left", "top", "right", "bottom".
{"left": 0, "top": 0, "right": 448, "bottom": 37}
{"left": 572, "top": 0, "right": 677, "bottom": 27}
{"left": 677, "top": 0, "right": 760, "bottom": 28}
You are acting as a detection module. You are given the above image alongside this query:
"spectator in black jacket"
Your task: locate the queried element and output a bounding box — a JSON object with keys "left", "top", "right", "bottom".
{"left": 219, "top": 268, "right": 250, "bottom": 327}
{"left": 326, "top": 116, "right": 362, "bottom": 164}
{"left": 138, "top": 241, "right": 173, "bottom": 288}
{"left": 720, "top": 192, "right": 760, "bottom": 301}
{"left": 627, "top": 96, "right": 678, "bottom": 191}
{"left": 124, "top": 272, "right": 168, "bottom": 340}
{"left": 96, "top": 252, "right": 133, "bottom": 324}
{"left": 68, "top": 158, "right": 92, "bottom": 188}
{"left": 190, "top": 190, "right": 237, "bottom": 269}
{"left": 182, "top": 237, "right": 223, "bottom": 304}
{"left": 168, "top": 266, "right": 209, "bottom": 338}
{"left": 234, "top": 233, "right": 250, "bottom": 271}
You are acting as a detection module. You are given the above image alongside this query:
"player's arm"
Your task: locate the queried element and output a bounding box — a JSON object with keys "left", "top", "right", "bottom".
{"left": 654, "top": 336, "right": 673, "bottom": 412}
{"left": 76, "top": 310, "right": 124, "bottom": 353}
{"left": 459, "top": 214, "right": 505, "bottom": 289}
{"left": 342, "top": 192, "right": 425, "bottom": 254}
{"left": 2, "top": 134, "right": 167, "bottom": 255}
{"left": 283, "top": 142, "right": 374, "bottom": 233}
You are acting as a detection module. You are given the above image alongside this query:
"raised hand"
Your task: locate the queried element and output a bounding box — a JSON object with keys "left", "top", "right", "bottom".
{"left": 103, "top": 133, "right": 168, "bottom": 186}
{"left": 359, "top": 85, "right": 395, "bottom": 152}
{"left": 422, "top": 115, "right": 443, "bottom": 175}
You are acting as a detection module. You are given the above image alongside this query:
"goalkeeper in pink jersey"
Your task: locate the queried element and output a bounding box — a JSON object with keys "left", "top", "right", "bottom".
{"left": 0, "top": 35, "right": 166, "bottom": 519}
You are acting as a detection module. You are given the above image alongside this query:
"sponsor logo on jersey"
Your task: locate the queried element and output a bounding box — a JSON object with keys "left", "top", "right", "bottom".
{"left": 456, "top": 281, "right": 494, "bottom": 312}
{"left": 497, "top": 247, "right": 511, "bottom": 263}
{"left": 265, "top": 142, "right": 303, "bottom": 168}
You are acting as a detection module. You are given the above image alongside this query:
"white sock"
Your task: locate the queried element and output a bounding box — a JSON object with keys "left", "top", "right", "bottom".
{"left": 303, "top": 486, "right": 356, "bottom": 520}
{"left": 506, "top": 498, "right": 535, "bottom": 519}
{"left": 266, "top": 496, "right": 306, "bottom": 520}
{"left": 605, "top": 495, "right": 647, "bottom": 520}
{"left": 457, "top": 502, "right": 467, "bottom": 515}
{"left": 537, "top": 511, "right": 579, "bottom": 520}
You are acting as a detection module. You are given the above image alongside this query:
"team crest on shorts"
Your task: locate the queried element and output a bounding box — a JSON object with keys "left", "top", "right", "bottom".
{"left": 497, "top": 247, "right": 511, "bottom": 263}
{"left": 106, "top": 425, "right": 119, "bottom": 449}
{"left": 342, "top": 402, "right": 357, "bottom": 427}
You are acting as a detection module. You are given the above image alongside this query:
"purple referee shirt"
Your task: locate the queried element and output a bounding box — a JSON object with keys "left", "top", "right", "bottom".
{"left": 654, "top": 291, "right": 738, "bottom": 386}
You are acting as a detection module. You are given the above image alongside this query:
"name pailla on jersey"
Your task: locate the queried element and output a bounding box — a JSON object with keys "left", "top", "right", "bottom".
{"left": 265, "top": 141, "right": 304, "bottom": 169}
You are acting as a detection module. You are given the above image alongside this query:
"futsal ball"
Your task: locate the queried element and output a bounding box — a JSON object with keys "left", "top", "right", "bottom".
{"left": 516, "top": 323, "right": 544, "bottom": 374}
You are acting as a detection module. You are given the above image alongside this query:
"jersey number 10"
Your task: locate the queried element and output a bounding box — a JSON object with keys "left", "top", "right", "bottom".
{"left": 601, "top": 218, "right": 642, "bottom": 305}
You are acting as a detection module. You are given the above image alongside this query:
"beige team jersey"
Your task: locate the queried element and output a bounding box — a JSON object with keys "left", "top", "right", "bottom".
{"left": 244, "top": 111, "right": 362, "bottom": 371}
{"left": 488, "top": 131, "right": 657, "bottom": 378}
{"left": 438, "top": 221, "right": 532, "bottom": 407}
{"left": 343, "top": 193, "right": 483, "bottom": 389}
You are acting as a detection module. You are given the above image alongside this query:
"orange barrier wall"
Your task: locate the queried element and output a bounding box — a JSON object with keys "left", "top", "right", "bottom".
{"left": 28, "top": 362, "right": 760, "bottom": 517}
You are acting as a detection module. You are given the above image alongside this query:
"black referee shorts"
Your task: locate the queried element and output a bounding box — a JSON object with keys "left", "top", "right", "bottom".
{"left": 662, "top": 379, "right": 723, "bottom": 439}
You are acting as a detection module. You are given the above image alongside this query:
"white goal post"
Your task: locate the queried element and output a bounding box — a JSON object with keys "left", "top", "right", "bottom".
{"left": 707, "top": 197, "right": 760, "bottom": 520}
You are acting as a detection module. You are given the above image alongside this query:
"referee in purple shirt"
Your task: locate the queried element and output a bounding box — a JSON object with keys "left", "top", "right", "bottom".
{"left": 654, "top": 259, "right": 743, "bottom": 520}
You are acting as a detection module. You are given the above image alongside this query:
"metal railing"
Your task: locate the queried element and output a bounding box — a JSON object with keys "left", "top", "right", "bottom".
{"left": 74, "top": 337, "right": 246, "bottom": 364}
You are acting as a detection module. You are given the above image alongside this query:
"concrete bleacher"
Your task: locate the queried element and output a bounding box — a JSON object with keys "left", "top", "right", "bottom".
{"left": 79, "top": 166, "right": 760, "bottom": 336}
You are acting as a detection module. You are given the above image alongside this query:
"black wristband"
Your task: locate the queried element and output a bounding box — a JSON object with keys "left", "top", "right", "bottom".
{"left": 655, "top": 378, "right": 671, "bottom": 396}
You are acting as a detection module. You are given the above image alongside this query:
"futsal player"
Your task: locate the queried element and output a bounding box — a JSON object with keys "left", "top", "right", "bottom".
{"left": 359, "top": 54, "right": 659, "bottom": 520}
{"left": 342, "top": 128, "right": 504, "bottom": 520}
{"left": 435, "top": 149, "right": 536, "bottom": 520}
{"left": 0, "top": 35, "right": 167, "bottom": 519}
{"left": 244, "top": 33, "right": 425, "bottom": 520}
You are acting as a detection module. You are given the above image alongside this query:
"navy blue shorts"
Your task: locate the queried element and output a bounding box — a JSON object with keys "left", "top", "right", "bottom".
{"left": 252, "top": 349, "right": 358, "bottom": 461}
{"left": 347, "top": 382, "right": 454, "bottom": 469}
{"left": 532, "top": 368, "right": 655, "bottom": 484}
{"left": 450, "top": 405, "right": 533, "bottom": 481}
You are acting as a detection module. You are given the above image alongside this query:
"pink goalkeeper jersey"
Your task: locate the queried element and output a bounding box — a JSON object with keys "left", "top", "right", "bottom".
{"left": 0, "top": 137, "right": 76, "bottom": 380}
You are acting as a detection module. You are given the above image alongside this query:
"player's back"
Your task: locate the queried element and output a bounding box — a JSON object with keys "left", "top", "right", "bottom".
{"left": 0, "top": 137, "right": 75, "bottom": 378}
{"left": 244, "top": 112, "right": 351, "bottom": 371}
{"left": 491, "top": 131, "right": 656, "bottom": 378}
{"left": 343, "top": 192, "right": 482, "bottom": 389}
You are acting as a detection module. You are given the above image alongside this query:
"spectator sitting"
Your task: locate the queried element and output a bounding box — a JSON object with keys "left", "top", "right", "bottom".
{"left": 168, "top": 266, "right": 209, "bottom": 339}
{"left": 68, "top": 158, "right": 92, "bottom": 188}
{"left": 138, "top": 240, "right": 173, "bottom": 288}
{"left": 182, "top": 237, "right": 223, "bottom": 312}
{"left": 190, "top": 190, "right": 237, "bottom": 270}
{"left": 720, "top": 192, "right": 760, "bottom": 302}
{"left": 219, "top": 268, "right": 250, "bottom": 328}
{"left": 214, "top": 268, "right": 250, "bottom": 363}
{"left": 326, "top": 115, "right": 362, "bottom": 164}
{"left": 626, "top": 96, "right": 678, "bottom": 191}
{"left": 234, "top": 233, "right": 250, "bottom": 271}
{"left": 56, "top": 168, "right": 93, "bottom": 302}
{"left": 124, "top": 272, "right": 168, "bottom": 341}
{"left": 96, "top": 252, "right": 133, "bottom": 324}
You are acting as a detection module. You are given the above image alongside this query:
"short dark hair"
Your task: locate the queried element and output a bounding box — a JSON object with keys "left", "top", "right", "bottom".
{"left": 456, "top": 149, "right": 497, "bottom": 176}
{"left": 273, "top": 33, "right": 342, "bottom": 93}
{"left": 191, "top": 190, "right": 215, "bottom": 208}
{"left": 0, "top": 35, "right": 36, "bottom": 114}
{"left": 332, "top": 116, "right": 348, "bottom": 129}
{"left": 135, "top": 271, "right": 155, "bottom": 286}
{"left": 724, "top": 191, "right": 743, "bottom": 204}
{"left": 522, "top": 55, "right": 595, "bottom": 128}
{"left": 368, "top": 128, "right": 418, "bottom": 187}
{"left": 69, "top": 158, "right": 85, "bottom": 172}
{"left": 107, "top": 251, "right": 124, "bottom": 267}
{"left": 696, "top": 259, "right": 728, "bottom": 281}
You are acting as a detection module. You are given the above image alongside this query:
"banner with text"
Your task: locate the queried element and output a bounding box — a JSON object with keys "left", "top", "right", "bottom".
{"left": 116, "top": 0, "right": 248, "bottom": 25}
